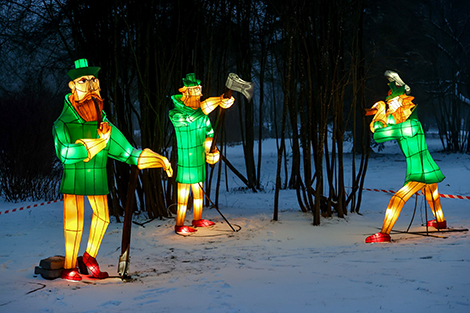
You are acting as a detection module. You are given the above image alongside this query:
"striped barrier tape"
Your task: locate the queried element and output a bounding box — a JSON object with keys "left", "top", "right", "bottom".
{"left": 358, "top": 187, "right": 470, "bottom": 200}
{"left": 1, "top": 186, "right": 469, "bottom": 216}
{"left": 0, "top": 199, "right": 63, "bottom": 216}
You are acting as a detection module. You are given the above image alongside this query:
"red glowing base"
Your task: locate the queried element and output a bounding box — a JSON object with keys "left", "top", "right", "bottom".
{"left": 365, "top": 232, "right": 391, "bottom": 243}
{"left": 192, "top": 219, "right": 215, "bottom": 227}
{"left": 175, "top": 225, "right": 197, "bottom": 235}
{"left": 61, "top": 268, "right": 82, "bottom": 281}
{"left": 427, "top": 219, "right": 447, "bottom": 229}
{"left": 82, "top": 251, "right": 108, "bottom": 279}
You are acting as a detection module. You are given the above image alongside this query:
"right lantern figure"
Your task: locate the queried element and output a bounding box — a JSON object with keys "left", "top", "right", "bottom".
{"left": 365, "top": 70, "right": 447, "bottom": 243}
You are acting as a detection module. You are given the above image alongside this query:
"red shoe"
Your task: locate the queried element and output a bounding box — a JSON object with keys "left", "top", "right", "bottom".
{"left": 175, "top": 225, "right": 197, "bottom": 235}
{"left": 427, "top": 219, "right": 447, "bottom": 229}
{"left": 82, "top": 251, "right": 108, "bottom": 279}
{"left": 365, "top": 232, "right": 391, "bottom": 243}
{"left": 61, "top": 268, "right": 82, "bottom": 281}
{"left": 192, "top": 219, "right": 215, "bottom": 227}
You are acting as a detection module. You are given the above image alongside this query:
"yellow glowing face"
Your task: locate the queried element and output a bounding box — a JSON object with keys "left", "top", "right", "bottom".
{"left": 69, "top": 75, "right": 101, "bottom": 101}
{"left": 180, "top": 85, "right": 203, "bottom": 110}
{"left": 186, "top": 86, "right": 202, "bottom": 97}
{"left": 386, "top": 94, "right": 415, "bottom": 125}
{"left": 386, "top": 96, "right": 402, "bottom": 114}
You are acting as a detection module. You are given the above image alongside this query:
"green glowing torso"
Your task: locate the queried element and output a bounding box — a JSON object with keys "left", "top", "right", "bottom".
{"left": 53, "top": 94, "right": 141, "bottom": 195}
{"left": 169, "top": 95, "right": 214, "bottom": 184}
{"left": 373, "top": 112, "right": 445, "bottom": 185}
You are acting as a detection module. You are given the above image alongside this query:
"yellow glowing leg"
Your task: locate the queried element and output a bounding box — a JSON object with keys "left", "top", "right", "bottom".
{"left": 63, "top": 194, "right": 84, "bottom": 269}
{"left": 86, "top": 195, "right": 109, "bottom": 258}
{"left": 381, "top": 181, "right": 425, "bottom": 234}
{"left": 424, "top": 183, "right": 445, "bottom": 223}
{"left": 192, "top": 183, "right": 204, "bottom": 221}
{"left": 176, "top": 183, "right": 190, "bottom": 226}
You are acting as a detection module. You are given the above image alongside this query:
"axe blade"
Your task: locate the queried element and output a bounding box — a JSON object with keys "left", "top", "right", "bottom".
{"left": 225, "top": 73, "right": 254, "bottom": 101}
{"left": 384, "top": 70, "right": 410, "bottom": 94}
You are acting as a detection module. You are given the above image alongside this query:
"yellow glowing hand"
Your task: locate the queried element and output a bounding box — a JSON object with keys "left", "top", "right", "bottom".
{"left": 220, "top": 95, "right": 235, "bottom": 109}
{"left": 97, "top": 122, "right": 111, "bottom": 144}
{"left": 365, "top": 101, "right": 387, "bottom": 133}
{"left": 206, "top": 149, "right": 220, "bottom": 165}
{"left": 137, "top": 148, "right": 173, "bottom": 177}
{"left": 204, "top": 138, "right": 220, "bottom": 164}
{"left": 165, "top": 162, "right": 173, "bottom": 177}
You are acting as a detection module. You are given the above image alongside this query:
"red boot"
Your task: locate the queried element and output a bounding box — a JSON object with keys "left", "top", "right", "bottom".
{"left": 192, "top": 219, "right": 215, "bottom": 227}
{"left": 82, "top": 251, "right": 108, "bottom": 279}
{"left": 365, "top": 232, "right": 391, "bottom": 243}
{"left": 427, "top": 219, "right": 447, "bottom": 229}
{"left": 61, "top": 268, "right": 82, "bottom": 281}
{"left": 175, "top": 225, "right": 197, "bottom": 235}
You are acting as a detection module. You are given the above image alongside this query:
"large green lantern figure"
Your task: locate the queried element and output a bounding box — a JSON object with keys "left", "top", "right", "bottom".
{"left": 365, "top": 70, "right": 447, "bottom": 243}
{"left": 54, "top": 59, "right": 173, "bottom": 281}
{"left": 170, "top": 73, "right": 234, "bottom": 235}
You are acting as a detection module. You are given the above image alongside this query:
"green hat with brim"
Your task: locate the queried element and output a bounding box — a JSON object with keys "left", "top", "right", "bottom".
{"left": 67, "top": 59, "right": 101, "bottom": 80}
{"left": 386, "top": 82, "right": 406, "bottom": 101}
{"left": 182, "top": 73, "right": 201, "bottom": 87}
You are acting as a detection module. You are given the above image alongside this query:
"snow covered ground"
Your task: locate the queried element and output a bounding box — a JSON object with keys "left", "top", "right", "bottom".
{"left": 0, "top": 138, "right": 469, "bottom": 313}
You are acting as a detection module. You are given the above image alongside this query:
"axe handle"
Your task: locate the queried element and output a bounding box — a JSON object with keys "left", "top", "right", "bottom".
{"left": 119, "top": 165, "right": 139, "bottom": 278}
{"left": 223, "top": 87, "right": 233, "bottom": 99}
{"left": 210, "top": 108, "right": 224, "bottom": 154}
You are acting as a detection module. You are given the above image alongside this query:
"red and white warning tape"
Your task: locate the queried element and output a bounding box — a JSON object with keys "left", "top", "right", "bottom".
{"left": 1, "top": 186, "right": 469, "bottom": 216}
{"left": 360, "top": 187, "right": 470, "bottom": 200}
{"left": 0, "top": 199, "right": 63, "bottom": 216}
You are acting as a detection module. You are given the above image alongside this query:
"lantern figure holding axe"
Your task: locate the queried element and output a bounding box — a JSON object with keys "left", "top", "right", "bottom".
{"left": 169, "top": 73, "right": 254, "bottom": 235}
{"left": 364, "top": 70, "right": 447, "bottom": 243}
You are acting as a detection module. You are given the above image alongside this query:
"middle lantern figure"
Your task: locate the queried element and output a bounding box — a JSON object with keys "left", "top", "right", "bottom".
{"left": 169, "top": 73, "right": 235, "bottom": 235}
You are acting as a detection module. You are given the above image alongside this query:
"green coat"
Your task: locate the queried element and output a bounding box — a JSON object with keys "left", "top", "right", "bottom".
{"left": 373, "top": 111, "right": 445, "bottom": 185}
{"left": 169, "top": 95, "right": 214, "bottom": 184}
{"left": 53, "top": 94, "right": 141, "bottom": 195}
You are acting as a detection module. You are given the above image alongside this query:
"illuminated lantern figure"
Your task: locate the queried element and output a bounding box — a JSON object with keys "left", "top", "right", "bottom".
{"left": 365, "top": 70, "right": 447, "bottom": 243}
{"left": 169, "top": 73, "right": 234, "bottom": 235}
{"left": 54, "top": 59, "right": 173, "bottom": 281}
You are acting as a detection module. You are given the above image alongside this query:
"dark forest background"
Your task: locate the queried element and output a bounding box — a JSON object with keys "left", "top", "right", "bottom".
{"left": 0, "top": 0, "right": 469, "bottom": 225}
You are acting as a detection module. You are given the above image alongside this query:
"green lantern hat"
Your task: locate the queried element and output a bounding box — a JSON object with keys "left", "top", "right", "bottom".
{"left": 182, "top": 73, "right": 201, "bottom": 87}
{"left": 67, "top": 59, "right": 101, "bottom": 80}
{"left": 386, "top": 82, "right": 406, "bottom": 102}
